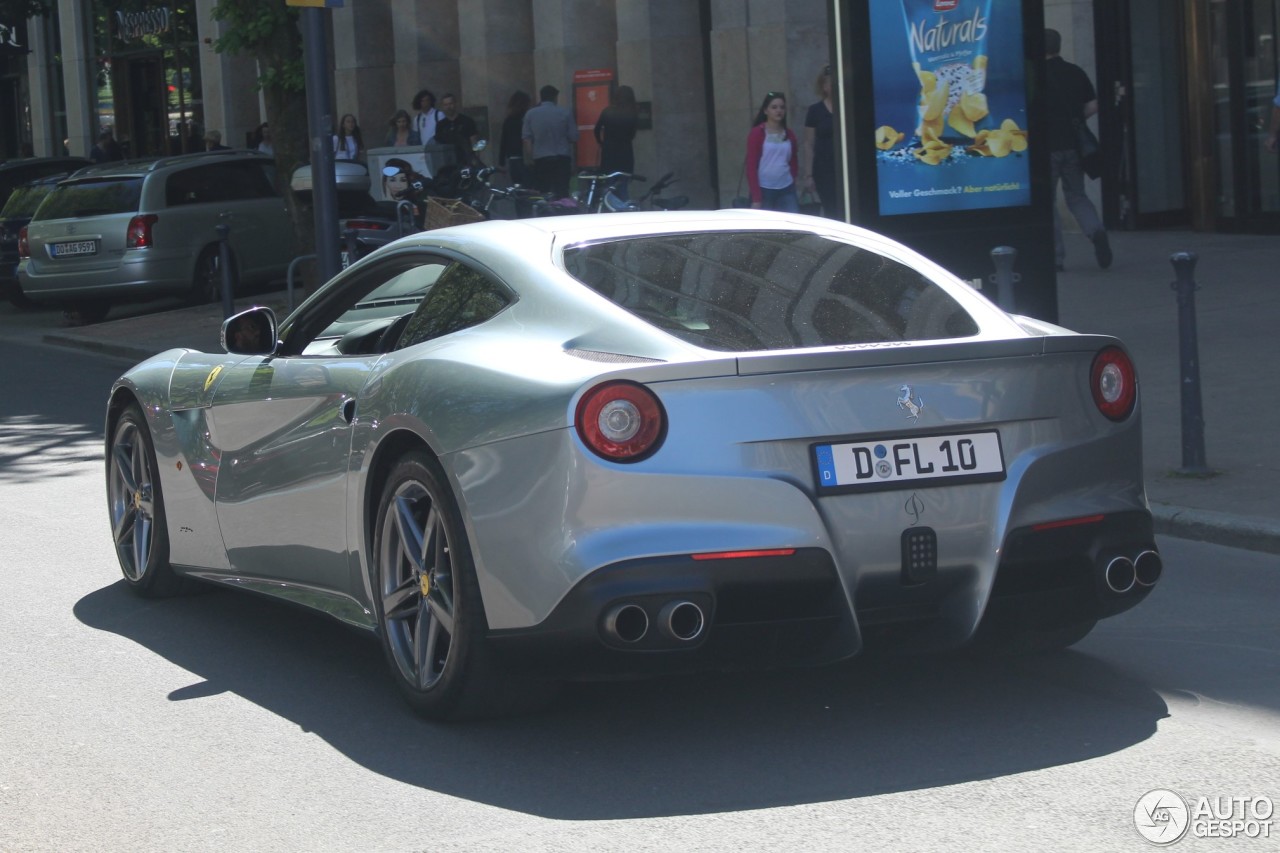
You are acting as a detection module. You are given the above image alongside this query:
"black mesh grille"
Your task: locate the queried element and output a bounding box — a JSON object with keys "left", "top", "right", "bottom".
{"left": 901, "top": 527, "right": 938, "bottom": 585}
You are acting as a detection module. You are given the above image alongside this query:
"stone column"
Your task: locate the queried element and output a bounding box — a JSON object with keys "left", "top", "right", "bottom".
{"left": 393, "top": 0, "right": 461, "bottom": 119}
{"left": 332, "top": 2, "right": 395, "bottom": 141}
{"left": 615, "top": 0, "right": 714, "bottom": 208}
{"left": 528, "top": 0, "right": 617, "bottom": 175}
{"left": 56, "top": 0, "right": 94, "bottom": 156}
{"left": 25, "top": 16, "right": 55, "bottom": 156}
{"left": 195, "top": 0, "right": 262, "bottom": 150}
{"left": 530, "top": 0, "right": 618, "bottom": 95}
{"left": 458, "top": 0, "right": 534, "bottom": 144}
{"left": 708, "top": 0, "right": 830, "bottom": 207}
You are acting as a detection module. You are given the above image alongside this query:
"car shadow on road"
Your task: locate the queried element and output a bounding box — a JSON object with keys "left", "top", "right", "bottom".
{"left": 74, "top": 579, "right": 1171, "bottom": 819}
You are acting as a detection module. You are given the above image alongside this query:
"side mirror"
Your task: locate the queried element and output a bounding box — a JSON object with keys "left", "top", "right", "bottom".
{"left": 222, "top": 306, "right": 278, "bottom": 355}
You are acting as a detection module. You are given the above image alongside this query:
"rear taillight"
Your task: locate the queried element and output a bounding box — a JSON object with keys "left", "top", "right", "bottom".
{"left": 575, "top": 380, "right": 666, "bottom": 462}
{"left": 126, "top": 214, "right": 159, "bottom": 248}
{"left": 342, "top": 219, "right": 391, "bottom": 231}
{"left": 17, "top": 226, "right": 28, "bottom": 259}
{"left": 1091, "top": 346, "right": 1137, "bottom": 421}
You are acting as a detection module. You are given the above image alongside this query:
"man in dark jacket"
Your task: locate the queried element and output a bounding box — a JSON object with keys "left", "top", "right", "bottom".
{"left": 1045, "top": 28, "right": 1111, "bottom": 271}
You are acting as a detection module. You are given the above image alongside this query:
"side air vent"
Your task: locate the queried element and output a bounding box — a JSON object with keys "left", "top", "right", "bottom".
{"left": 565, "top": 349, "right": 664, "bottom": 364}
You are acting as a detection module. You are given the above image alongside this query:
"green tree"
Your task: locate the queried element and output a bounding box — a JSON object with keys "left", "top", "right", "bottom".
{"left": 211, "top": 0, "right": 313, "bottom": 254}
{"left": 0, "top": 0, "right": 51, "bottom": 19}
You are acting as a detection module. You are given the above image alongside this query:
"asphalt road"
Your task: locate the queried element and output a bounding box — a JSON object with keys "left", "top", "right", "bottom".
{"left": 1, "top": 341, "right": 1278, "bottom": 853}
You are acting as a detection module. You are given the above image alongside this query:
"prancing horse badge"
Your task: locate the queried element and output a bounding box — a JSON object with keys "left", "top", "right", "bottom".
{"left": 897, "top": 385, "right": 924, "bottom": 420}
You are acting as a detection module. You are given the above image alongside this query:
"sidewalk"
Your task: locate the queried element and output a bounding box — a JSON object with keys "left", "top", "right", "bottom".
{"left": 31, "top": 229, "right": 1280, "bottom": 555}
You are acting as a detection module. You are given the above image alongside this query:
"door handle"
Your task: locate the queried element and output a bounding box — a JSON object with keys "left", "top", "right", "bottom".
{"left": 341, "top": 399, "right": 357, "bottom": 423}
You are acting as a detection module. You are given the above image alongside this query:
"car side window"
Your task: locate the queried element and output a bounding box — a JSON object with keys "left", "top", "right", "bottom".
{"left": 393, "top": 261, "right": 512, "bottom": 350}
{"left": 166, "top": 162, "right": 277, "bottom": 207}
{"left": 288, "top": 255, "right": 449, "bottom": 356}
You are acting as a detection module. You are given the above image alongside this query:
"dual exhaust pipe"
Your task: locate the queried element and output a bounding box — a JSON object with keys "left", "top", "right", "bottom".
{"left": 602, "top": 600, "right": 706, "bottom": 645}
{"left": 1102, "top": 549, "right": 1162, "bottom": 594}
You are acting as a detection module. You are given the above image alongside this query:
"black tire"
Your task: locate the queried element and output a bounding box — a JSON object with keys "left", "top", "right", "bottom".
{"left": 62, "top": 300, "right": 111, "bottom": 325}
{"left": 371, "top": 451, "right": 557, "bottom": 720}
{"left": 107, "top": 405, "right": 186, "bottom": 597}
{"left": 191, "top": 246, "right": 234, "bottom": 305}
{"left": 5, "top": 287, "right": 35, "bottom": 309}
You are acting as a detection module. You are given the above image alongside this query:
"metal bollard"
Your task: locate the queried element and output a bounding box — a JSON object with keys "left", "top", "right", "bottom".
{"left": 1170, "top": 252, "right": 1209, "bottom": 475}
{"left": 215, "top": 223, "right": 234, "bottom": 319}
{"left": 988, "top": 246, "right": 1019, "bottom": 314}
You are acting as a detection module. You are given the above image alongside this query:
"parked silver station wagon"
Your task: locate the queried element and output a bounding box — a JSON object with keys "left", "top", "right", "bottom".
{"left": 18, "top": 150, "right": 295, "bottom": 323}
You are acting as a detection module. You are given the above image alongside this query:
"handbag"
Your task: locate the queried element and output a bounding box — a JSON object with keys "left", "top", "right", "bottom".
{"left": 1075, "top": 119, "right": 1101, "bottom": 180}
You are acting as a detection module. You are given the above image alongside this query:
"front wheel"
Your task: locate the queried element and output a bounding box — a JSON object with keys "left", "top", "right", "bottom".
{"left": 372, "top": 451, "right": 556, "bottom": 719}
{"left": 107, "top": 404, "right": 186, "bottom": 596}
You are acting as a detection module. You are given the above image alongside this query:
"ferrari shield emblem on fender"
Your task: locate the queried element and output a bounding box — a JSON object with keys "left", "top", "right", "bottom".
{"left": 897, "top": 385, "right": 924, "bottom": 420}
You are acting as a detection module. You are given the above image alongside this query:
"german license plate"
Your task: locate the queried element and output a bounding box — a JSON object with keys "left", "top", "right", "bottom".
{"left": 50, "top": 240, "right": 97, "bottom": 258}
{"left": 340, "top": 250, "right": 350, "bottom": 269}
{"left": 813, "top": 430, "right": 1005, "bottom": 493}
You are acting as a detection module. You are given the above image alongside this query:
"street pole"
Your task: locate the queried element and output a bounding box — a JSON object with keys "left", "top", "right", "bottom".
{"left": 301, "top": 7, "right": 339, "bottom": 285}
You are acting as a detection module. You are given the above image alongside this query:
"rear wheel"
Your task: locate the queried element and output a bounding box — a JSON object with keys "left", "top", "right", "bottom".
{"left": 191, "top": 246, "right": 234, "bottom": 305}
{"left": 372, "top": 451, "right": 556, "bottom": 719}
{"left": 107, "top": 405, "right": 186, "bottom": 597}
{"left": 5, "top": 286, "right": 35, "bottom": 309}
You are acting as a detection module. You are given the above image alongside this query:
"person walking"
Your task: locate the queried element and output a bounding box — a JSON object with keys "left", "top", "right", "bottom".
{"left": 412, "top": 90, "right": 445, "bottom": 150}
{"left": 745, "top": 92, "right": 800, "bottom": 212}
{"left": 384, "top": 110, "right": 421, "bottom": 147}
{"left": 89, "top": 127, "right": 123, "bottom": 163}
{"left": 254, "top": 122, "right": 273, "bottom": 156}
{"left": 203, "top": 130, "right": 230, "bottom": 151}
{"left": 333, "top": 113, "right": 364, "bottom": 162}
{"left": 802, "top": 66, "right": 843, "bottom": 219}
{"left": 434, "top": 93, "right": 480, "bottom": 166}
{"left": 499, "top": 90, "right": 532, "bottom": 185}
{"left": 593, "top": 84, "right": 639, "bottom": 200}
{"left": 522, "top": 85, "right": 578, "bottom": 198}
{"left": 1045, "top": 28, "right": 1111, "bottom": 270}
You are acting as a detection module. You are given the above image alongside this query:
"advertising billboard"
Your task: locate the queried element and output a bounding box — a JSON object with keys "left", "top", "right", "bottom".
{"left": 869, "top": 0, "right": 1030, "bottom": 216}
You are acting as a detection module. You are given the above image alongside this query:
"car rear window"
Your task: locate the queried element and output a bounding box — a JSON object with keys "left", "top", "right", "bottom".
{"left": 33, "top": 178, "right": 144, "bottom": 221}
{"left": 1, "top": 183, "right": 55, "bottom": 218}
{"left": 561, "top": 231, "right": 980, "bottom": 351}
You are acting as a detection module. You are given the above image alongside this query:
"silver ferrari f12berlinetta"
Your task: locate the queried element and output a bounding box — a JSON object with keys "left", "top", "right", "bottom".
{"left": 106, "top": 211, "right": 1161, "bottom": 719}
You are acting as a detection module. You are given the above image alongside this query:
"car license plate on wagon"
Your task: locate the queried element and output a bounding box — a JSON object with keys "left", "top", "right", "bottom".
{"left": 813, "top": 431, "right": 1005, "bottom": 493}
{"left": 50, "top": 240, "right": 97, "bottom": 258}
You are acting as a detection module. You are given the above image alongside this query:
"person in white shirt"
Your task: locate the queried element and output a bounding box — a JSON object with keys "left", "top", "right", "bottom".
{"left": 333, "top": 113, "right": 363, "bottom": 162}
{"left": 745, "top": 92, "right": 799, "bottom": 212}
{"left": 413, "top": 90, "right": 444, "bottom": 149}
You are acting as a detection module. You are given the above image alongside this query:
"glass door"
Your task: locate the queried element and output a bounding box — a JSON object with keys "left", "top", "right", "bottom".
{"left": 1130, "top": 0, "right": 1188, "bottom": 225}
{"left": 1243, "top": 0, "right": 1280, "bottom": 220}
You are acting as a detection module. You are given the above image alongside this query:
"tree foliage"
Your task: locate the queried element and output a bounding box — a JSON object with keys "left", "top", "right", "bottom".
{"left": 211, "top": 0, "right": 314, "bottom": 254}
{"left": 0, "top": 0, "right": 51, "bottom": 21}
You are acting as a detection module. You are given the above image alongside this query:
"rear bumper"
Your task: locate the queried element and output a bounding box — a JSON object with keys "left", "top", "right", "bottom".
{"left": 488, "top": 509, "right": 1157, "bottom": 678}
{"left": 18, "top": 251, "right": 189, "bottom": 301}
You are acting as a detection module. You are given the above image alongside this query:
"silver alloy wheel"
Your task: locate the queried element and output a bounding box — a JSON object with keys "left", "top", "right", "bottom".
{"left": 378, "top": 479, "right": 456, "bottom": 690}
{"left": 108, "top": 419, "right": 156, "bottom": 582}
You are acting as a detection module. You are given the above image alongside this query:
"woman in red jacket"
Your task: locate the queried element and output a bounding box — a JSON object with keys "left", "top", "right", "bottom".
{"left": 745, "top": 92, "right": 799, "bottom": 212}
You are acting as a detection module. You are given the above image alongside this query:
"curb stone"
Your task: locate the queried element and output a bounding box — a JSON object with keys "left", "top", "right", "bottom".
{"left": 1151, "top": 502, "right": 1280, "bottom": 556}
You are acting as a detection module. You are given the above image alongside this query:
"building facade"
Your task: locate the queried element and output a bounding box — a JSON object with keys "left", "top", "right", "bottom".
{"left": 5, "top": 0, "right": 1278, "bottom": 232}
